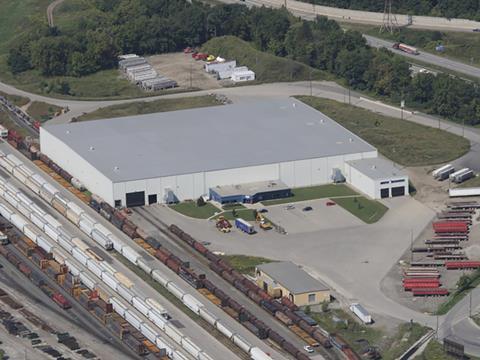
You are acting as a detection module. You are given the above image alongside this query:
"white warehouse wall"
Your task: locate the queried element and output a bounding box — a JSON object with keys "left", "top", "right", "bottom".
{"left": 112, "top": 150, "right": 377, "bottom": 205}
{"left": 42, "top": 125, "right": 378, "bottom": 206}
{"left": 344, "top": 163, "right": 376, "bottom": 198}
{"left": 344, "top": 162, "right": 409, "bottom": 199}
{"left": 40, "top": 128, "right": 114, "bottom": 204}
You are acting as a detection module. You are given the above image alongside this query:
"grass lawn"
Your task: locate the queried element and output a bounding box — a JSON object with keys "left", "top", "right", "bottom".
{"left": 343, "top": 24, "right": 480, "bottom": 68}
{"left": 297, "top": 97, "right": 470, "bottom": 167}
{"left": 26, "top": 101, "right": 63, "bottom": 122}
{"left": 170, "top": 201, "right": 220, "bottom": 219}
{"left": 262, "top": 184, "right": 358, "bottom": 206}
{"left": 222, "top": 203, "right": 246, "bottom": 210}
{"left": 76, "top": 95, "right": 222, "bottom": 121}
{"left": 0, "top": 91, "right": 29, "bottom": 107}
{"left": 334, "top": 196, "right": 388, "bottom": 224}
{"left": 221, "top": 255, "right": 274, "bottom": 276}
{"left": 311, "top": 310, "right": 429, "bottom": 359}
{"left": 0, "top": 0, "right": 51, "bottom": 55}
{"left": 0, "top": 58, "right": 147, "bottom": 99}
{"left": 215, "top": 209, "right": 258, "bottom": 222}
{"left": 413, "top": 339, "right": 456, "bottom": 360}
{"left": 436, "top": 269, "right": 480, "bottom": 315}
{"left": 0, "top": 109, "right": 30, "bottom": 137}
{"left": 202, "top": 36, "right": 331, "bottom": 83}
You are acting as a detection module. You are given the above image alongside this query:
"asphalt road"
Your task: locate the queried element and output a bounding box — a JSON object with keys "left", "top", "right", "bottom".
{"left": 438, "top": 288, "right": 480, "bottom": 356}
{"left": 363, "top": 35, "right": 480, "bottom": 80}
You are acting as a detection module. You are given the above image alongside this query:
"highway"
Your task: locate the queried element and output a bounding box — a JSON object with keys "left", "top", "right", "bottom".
{"left": 243, "top": 0, "right": 480, "bottom": 80}
{"left": 363, "top": 35, "right": 480, "bottom": 80}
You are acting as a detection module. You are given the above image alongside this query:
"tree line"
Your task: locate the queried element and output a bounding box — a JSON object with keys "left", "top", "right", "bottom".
{"left": 7, "top": 0, "right": 480, "bottom": 125}
{"left": 302, "top": 0, "right": 480, "bottom": 21}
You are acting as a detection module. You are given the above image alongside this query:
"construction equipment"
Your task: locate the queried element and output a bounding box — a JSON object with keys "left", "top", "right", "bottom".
{"left": 256, "top": 212, "right": 272, "bottom": 230}
{"left": 215, "top": 216, "right": 231, "bottom": 233}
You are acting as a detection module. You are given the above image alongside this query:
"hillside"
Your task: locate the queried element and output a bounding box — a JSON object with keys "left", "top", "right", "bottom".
{"left": 201, "top": 36, "right": 330, "bottom": 83}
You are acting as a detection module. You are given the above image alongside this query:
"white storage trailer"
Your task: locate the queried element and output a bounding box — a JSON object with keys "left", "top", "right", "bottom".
{"left": 450, "top": 168, "right": 474, "bottom": 184}
{"left": 432, "top": 164, "right": 454, "bottom": 180}
{"left": 349, "top": 303, "right": 372, "bottom": 324}
{"left": 449, "top": 187, "right": 480, "bottom": 197}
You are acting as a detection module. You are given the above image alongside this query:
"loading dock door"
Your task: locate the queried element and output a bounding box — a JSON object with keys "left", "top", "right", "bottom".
{"left": 391, "top": 186, "right": 405, "bottom": 197}
{"left": 126, "top": 191, "right": 145, "bottom": 207}
{"left": 380, "top": 188, "right": 389, "bottom": 198}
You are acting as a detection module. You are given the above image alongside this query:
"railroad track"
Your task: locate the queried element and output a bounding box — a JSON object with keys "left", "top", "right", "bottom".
{"left": 135, "top": 207, "right": 340, "bottom": 360}
{"left": 0, "top": 104, "right": 38, "bottom": 138}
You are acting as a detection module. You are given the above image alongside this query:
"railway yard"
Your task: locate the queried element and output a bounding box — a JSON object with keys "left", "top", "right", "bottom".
{"left": 385, "top": 202, "right": 480, "bottom": 313}
{"left": 1, "top": 66, "right": 480, "bottom": 360}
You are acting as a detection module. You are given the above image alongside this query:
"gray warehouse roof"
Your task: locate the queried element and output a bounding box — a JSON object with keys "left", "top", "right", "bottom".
{"left": 42, "top": 100, "right": 376, "bottom": 182}
{"left": 257, "top": 261, "right": 329, "bottom": 294}
{"left": 346, "top": 157, "right": 406, "bottom": 180}
{"left": 211, "top": 180, "right": 290, "bottom": 197}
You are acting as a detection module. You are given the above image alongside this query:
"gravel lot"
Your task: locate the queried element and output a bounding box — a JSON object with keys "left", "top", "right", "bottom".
{"left": 382, "top": 208, "right": 480, "bottom": 314}
{"left": 148, "top": 52, "right": 222, "bottom": 90}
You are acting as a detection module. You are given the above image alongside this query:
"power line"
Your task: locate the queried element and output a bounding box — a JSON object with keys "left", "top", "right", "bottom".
{"left": 380, "top": 0, "right": 399, "bottom": 34}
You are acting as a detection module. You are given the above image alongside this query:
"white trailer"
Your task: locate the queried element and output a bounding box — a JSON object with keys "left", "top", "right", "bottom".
{"left": 449, "top": 187, "right": 480, "bottom": 197}
{"left": 432, "top": 164, "right": 453, "bottom": 179}
{"left": 450, "top": 168, "right": 474, "bottom": 184}
{"left": 0, "top": 125, "right": 8, "bottom": 138}
{"left": 349, "top": 303, "right": 372, "bottom": 324}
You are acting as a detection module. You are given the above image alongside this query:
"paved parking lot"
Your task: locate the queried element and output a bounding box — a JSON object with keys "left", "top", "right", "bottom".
{"left": 263, "top": 198, "right": 363, "bottom": 234}
{"left": 147, "top": 196, "right": 436, "bottom": 328}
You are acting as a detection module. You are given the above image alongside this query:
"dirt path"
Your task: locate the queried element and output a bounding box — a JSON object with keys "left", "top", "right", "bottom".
{"left": 47, "top": 0, "right": 65, "bottom": 27}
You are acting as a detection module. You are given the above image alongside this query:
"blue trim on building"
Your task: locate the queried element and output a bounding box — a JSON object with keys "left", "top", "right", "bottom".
{"left": 209, "top": 187, "right": 292, "bottom": 204}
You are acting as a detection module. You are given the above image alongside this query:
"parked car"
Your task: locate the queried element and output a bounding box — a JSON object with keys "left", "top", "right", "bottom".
{"left": 284, "top": 204, "right": 295, "bottom": 210}
{"left": 258, "top": 208, "right": 268, "bottom": 213}
{"left": 303, "top": 345, "right": 314, "bottom": 353}
{"left": 326, "top": 201, "right": 336, "bottom": 206}
{"left": 302, "top": 206, "right": 313, "bottom": 212}
{"left": 473, "top": 28, "right": 480, "bottom": 32}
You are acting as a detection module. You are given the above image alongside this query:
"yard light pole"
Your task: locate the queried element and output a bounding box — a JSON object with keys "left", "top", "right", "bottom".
{"left": 469, "top": 291, "right": 472, "bottom": 318}
{"left": 309, "top": 70, "right": 313, "bottom": 97}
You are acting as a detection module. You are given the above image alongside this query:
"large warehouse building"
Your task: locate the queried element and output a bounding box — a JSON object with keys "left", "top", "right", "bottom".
{"left": 40, "top": 100, "right": 404, "bottom": 207}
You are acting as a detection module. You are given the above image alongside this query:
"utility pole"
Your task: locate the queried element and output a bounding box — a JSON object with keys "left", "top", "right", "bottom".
{"left": 348, "top": 87, "right": 351, "bottom": 105}
{"left": 469, "top": 291, "right": 472, "bottom": 318}
{"left": 410, "top": 228, "right": 413, "bottom": 263}
{"left": 436, "top": 315, "right": 439, "bottom": 339}
{"left": 462, "top": 117, "right": 465, "bottom": 138}
{"left": 401, "top": 99, "right": 405, "bottom": 120}
{"left": 309, "top": 70, "right": 312, "bottom": 97}
{"left": 189, "top": 63, "right": 193, "bottom": 89}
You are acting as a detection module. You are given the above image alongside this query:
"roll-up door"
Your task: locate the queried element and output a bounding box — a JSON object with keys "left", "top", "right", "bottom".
{"left": 391, "top": 186, "right": 405, "bottom": 197}
{"left": 126, "top": 191, "right": 145, "bottom": 207}
{"left": 380, "top": 188, "right": 389, "bottom": 198}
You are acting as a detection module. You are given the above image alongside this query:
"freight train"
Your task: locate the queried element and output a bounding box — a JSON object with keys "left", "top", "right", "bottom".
{"left": 167, "top": 224, "right": 362, "bottom": 360}
{"left": 0, "top": 231, "right": 159, "bottom": 357}
{"left": 0, "top": 150, "right": 273, "bottom": 360}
